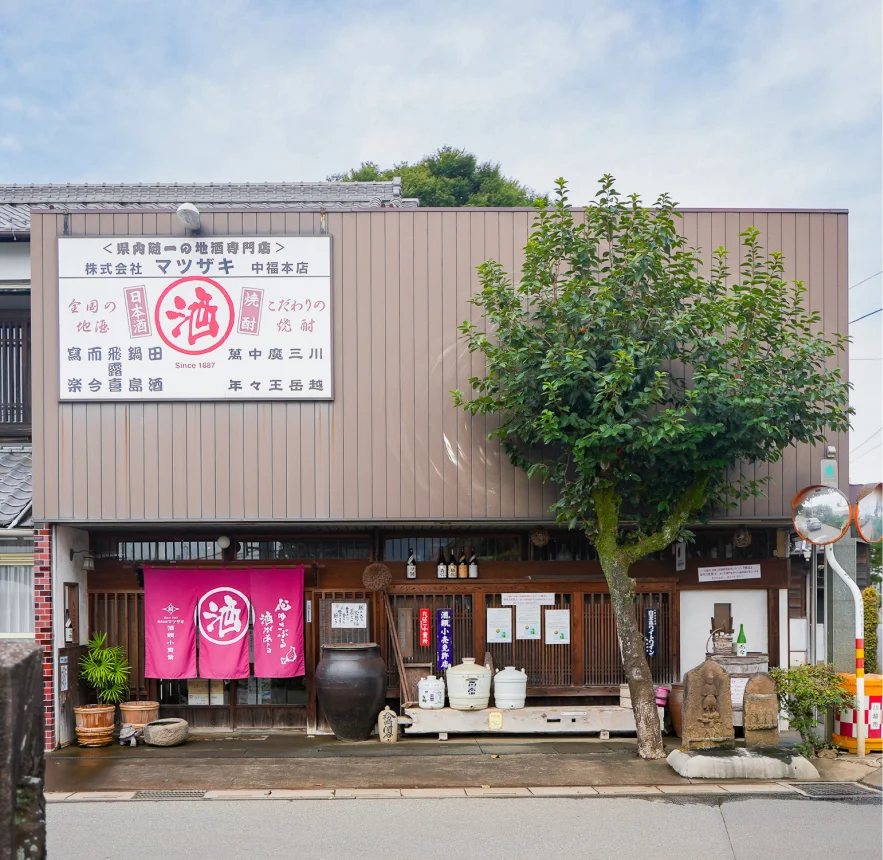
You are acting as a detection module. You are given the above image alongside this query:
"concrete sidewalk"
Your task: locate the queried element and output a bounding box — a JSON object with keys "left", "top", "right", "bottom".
{"left": 45, "top": 732, "right": 883, "bottom": 793}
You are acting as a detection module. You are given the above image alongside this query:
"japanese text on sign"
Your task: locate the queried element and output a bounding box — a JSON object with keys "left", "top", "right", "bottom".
{"left": 419, "top": 608, "right": 431, "bottom": 648}
{"left": 331, "top": 602, "right": 367, "bottom": 629}
{"left": 437, "top": 608, "right": 453, "bottom": 672}
{"left": 644, "top": 607, "right": 658, "bottom": 658}
{"left": 58, "top": 236, "right": 332, "bottom": 401}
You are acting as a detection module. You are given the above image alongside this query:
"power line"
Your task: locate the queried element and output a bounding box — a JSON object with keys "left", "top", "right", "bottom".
{"left": 849, "top": 270, "right": 883, "bottom": 290}
{"left": 849, "top": 308, "right": 882, "bottom": 325}
{"left": 852, "top": 428, "right": 882, "bottom": 454}
{"left": 851, "top": 358, "right": 882, "bottom": 360}
{"left": 852, "top": 442, "right": 882, "bottom": 463}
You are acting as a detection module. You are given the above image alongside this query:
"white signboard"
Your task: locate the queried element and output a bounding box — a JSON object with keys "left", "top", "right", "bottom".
{"left": 501, "top": 593, "right": 556, "bottom": 606}
{"left": 515, "top": 604, "right": 541, "bottom": 640}
{"left": 730, "top": 676, "right": 749, "bottom": 710}
{"left": 697, "top": 564, "right": 762, "bottom": 583}
{"left": 331, "top": 602, "right": 367, "bottom": 629}
{"left": 57, "top": 236, "right": 332, "bottom": 400}
{"left": 486, "top": 608, "right": 513, "bottom": 643}
{"left": 544, "top": 609, "right": 571, "bottom": 644}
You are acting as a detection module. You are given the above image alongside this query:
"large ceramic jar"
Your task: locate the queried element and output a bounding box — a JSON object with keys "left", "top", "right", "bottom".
{"left": 493, "top": 666, "right": 527, "bottom": 710}
{"left": 446, "top": 658, "right": 492, "bottom": 710}
{"left": 315, "top": 643, "right": 387, "bottom": 741}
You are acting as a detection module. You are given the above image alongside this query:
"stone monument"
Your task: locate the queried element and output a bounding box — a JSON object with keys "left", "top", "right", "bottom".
{"left": 682, "top": 657, "right": 735, "bottom": 750}
{"left": 0, "top": 641, "right": 46, "bottom": 860}
{"left": 743, "top": 672, "right": 780, "bottom": 748}
{"left": 669, "top": 659, "right": 818, "bottom": 779}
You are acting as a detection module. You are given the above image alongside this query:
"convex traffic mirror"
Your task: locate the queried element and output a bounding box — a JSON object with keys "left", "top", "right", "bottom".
{"left": 855, "top": 482, "right": 882, "bottom": 545}
{"left": 792, "top": 485, "right": 852, "bottom": 545}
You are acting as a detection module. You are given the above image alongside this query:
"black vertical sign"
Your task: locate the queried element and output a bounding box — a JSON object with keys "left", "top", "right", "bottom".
{"left": 644, "top": 607, "right": 658, "bottom": 658}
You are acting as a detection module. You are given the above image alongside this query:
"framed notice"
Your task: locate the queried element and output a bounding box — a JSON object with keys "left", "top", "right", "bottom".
{"left": 57, "top": 236, "right": 332, "bottom": 401}
{"left": 697, "top": 564, "right": 762, "bottom": 583}
{"left": 331, "top": 602, "right": 367, "bottom": 629}
{"left": 486, "top": 608, "right": 513, "bottom": 643}
{"left": 544, "top": 609, "right": 571, "bottom": 644}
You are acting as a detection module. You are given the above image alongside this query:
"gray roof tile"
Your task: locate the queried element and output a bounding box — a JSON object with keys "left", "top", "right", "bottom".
{"left": 0, "top": 446, "right": 32, "bottom": 527}
{"left": 0, "top": 181, "right": 418, "bottom": 233}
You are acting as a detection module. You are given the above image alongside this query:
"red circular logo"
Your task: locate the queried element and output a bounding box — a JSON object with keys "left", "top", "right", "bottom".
{"left": 154, "top": 276, "right": 235, "bottom": 356}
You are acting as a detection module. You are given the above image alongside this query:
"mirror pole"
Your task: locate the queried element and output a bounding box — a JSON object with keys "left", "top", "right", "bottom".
{"left": 824, "top": 543, "right": 865, "bottom": 758}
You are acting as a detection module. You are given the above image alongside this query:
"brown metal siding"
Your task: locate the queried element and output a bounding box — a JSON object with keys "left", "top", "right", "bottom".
{"left": 32, "top": 209, "right": 849, "bottom": 523}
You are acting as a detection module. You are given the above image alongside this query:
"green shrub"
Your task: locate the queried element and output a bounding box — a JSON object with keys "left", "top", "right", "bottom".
{"left": 769, "top": 663, "right": 855, "bottom": 757}
{"left": 864, "top": 586, "right": 880, "bottom": 673}
{"left": 79, "top": 631, "right": 131, "bottom": 704}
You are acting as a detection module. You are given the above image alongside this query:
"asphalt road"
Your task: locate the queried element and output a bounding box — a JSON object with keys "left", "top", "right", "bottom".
{"left": 48, "top": 796, "right": 883, "bottom": 860}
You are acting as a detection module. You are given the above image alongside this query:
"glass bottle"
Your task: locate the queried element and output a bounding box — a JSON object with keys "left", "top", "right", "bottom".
{"left": 437, "top": 546, "right": 447, "bottom": 580}
{"left": 406, "top": 547, "right": 417, "bottom": 579}
{"left": 468, "top": 546, "right": 479, "bottom": 579}
{"left": 736, "top": 623, "right": 747, "bottom": 656}
{"left": 447, "top": 548, "right": 458, "bottom": 579}
{"left": 457, "top": 548, "right": 468, "bottom": 579}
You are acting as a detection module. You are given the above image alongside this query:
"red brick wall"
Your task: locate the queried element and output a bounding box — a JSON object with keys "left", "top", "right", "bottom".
{"left": 34, "top": 524, "right": 55, "bottom": 750}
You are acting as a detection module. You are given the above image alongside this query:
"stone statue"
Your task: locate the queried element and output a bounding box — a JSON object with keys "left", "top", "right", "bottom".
{"left": 682, "top": 658, "right": 735, "bottom": 750}
{"left": 743, "top": 673, "right": 780, "bottom": 748}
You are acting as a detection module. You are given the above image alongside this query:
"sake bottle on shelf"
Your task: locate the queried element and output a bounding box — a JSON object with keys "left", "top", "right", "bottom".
{"left": 447, "top": 548, "right": 458, "bottom": 579}
{"left": 736, "top": 623, "right": 747, "bottom": 656}
{"left": 457, "top": 548, "right": 468, "bottom": 579}
{"left": 468, "top": 546, "right": 479, "bottom": 579}
{"left": 437, "top": 547, "right": 448, "bottom": 580}
{"left": 406, "top": 547, "right": 417, "bottom": 580}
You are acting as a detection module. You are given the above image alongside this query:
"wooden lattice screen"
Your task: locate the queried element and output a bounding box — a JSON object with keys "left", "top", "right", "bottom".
{"left": 88, "top": 591, "right": 148, "bottom": 699}
{"left": 385, "top": 586, "right": 676, "bottom": 695}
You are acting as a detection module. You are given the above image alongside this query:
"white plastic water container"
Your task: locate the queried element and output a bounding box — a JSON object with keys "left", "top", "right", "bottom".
{"left": 417, "top": 675, "right": 446, "bottom": 709}
{"left": 493, "top": 666, "right": 527, "bottom": 709}
{"left": 446, "top": 658, "right": 492, "bottom": 710}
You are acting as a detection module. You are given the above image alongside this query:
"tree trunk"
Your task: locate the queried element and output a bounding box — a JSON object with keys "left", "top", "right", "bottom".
{"left": 598, "top": 551, "right": 666, "bottom": 760}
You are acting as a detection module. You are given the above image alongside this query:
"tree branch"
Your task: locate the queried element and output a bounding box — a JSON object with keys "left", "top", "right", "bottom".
{"left": 621, "top": 475, "right": 710, "bottom": 564}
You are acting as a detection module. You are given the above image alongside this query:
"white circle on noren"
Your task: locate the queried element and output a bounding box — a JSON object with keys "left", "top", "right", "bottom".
{"left": 197, "top": 586, "right": 251, "bottom": 646}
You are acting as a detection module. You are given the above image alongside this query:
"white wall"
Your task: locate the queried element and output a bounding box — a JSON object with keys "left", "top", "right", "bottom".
{"left": 0, "top": 241, "right": 30, "bottom": 283}
{"left": 52, "top": 526, "right": 90, "bottom": 739}
{"left": 679, "top": 589, "right": 769, "bottom": 680}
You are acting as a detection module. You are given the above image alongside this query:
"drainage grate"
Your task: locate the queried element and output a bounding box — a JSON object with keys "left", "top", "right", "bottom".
{"left": 133, "top": 790, "right": 206, "bottom": 800}
{"left": 788, "top": 782, "right": 882, "bottom": 799}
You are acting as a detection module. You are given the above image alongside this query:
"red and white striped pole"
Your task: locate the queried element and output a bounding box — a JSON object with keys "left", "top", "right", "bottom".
{"left": 826, "top": 544, "right": 866, "bottom": 758}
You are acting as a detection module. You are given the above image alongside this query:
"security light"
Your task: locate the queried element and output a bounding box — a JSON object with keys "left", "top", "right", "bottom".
{"left": 176, "top": 202, "right": 201, "bottom": 231}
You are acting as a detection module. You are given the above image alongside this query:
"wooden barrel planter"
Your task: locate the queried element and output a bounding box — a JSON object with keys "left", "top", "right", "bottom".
{"left": 119, "top": 701, "right": 160, "bottom": 729}
{"left": 74, "top": 704, "right": 116, "bottom": 747}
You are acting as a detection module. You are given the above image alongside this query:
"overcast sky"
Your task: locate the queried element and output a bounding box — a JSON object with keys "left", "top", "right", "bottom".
{"left": 1, "top": 0, "right": 880, "bottom": 481}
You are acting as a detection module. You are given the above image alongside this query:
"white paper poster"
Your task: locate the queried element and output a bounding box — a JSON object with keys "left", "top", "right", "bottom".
{"left": 57, "top": 235, "right": 332, "bottom": 401}
{"left": 516, "top": 604, "right": 541, "bottom": 639}
{"left": 544, "top": 609, "right": 571, "bottom": 644}
{"left": 697, "top": 564, "right": 762, "bottom": 583}
{"left": 331, "top": 602, "right": 368, "bottom": 629}
{"left": 501, "top": 592, "right": 555, "bottom": 606}
{"left": 487, "top": 608, "right": 513, "bottom": 643}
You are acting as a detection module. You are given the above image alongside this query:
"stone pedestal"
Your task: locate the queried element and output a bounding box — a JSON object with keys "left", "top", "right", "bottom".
{"left": 743, "top": 673, "right": 780, "bottom": 748}
{"left": 682, "top": 658, "right": 735, "bottom": 750}
{"left": 667, "top": 747, "right": 819, "bottom": 780}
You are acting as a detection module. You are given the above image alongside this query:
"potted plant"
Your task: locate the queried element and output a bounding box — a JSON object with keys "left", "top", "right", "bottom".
{"left": 74, "top": 632, "right": 131, "bottom": 747}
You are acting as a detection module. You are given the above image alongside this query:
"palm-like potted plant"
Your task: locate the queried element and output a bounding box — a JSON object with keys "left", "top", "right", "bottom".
{"left": 74, "top": 632, "right": 131, "bottom": 746}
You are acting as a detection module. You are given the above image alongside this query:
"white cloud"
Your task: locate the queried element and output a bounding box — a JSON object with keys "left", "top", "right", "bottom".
{"left": 0, "top": 0, "right": 879, "bottom": 476}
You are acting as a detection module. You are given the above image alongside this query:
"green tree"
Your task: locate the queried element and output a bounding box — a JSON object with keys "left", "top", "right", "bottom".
{"left": 769, "top": 663, "right": 855, "bottom": 757}
{"left": 330, "top": 146, "right": 543, "bottom": 207}
{"left": 863, "top": 586, "right": 879, "bottom": 673}
{"left": 454, "top": 176, "right": 851, "bottom": 759}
